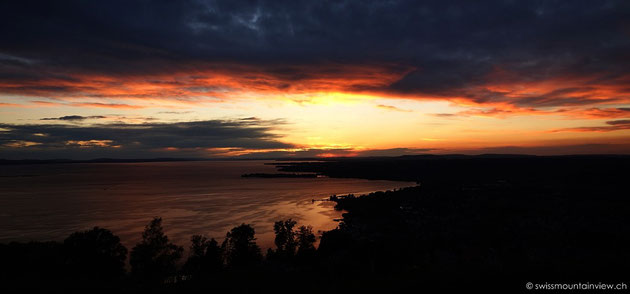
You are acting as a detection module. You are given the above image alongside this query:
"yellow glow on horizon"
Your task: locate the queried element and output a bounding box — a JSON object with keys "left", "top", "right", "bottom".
{"left": 2, "top": 76, "right": 630, "bottom": 156}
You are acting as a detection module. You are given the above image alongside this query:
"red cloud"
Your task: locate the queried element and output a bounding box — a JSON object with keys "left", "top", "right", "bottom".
{"left": 2, "top": 61, "right": 630, "bottom": 121}
{"left": 548, "top": 120, "right": 630, "bottom": 133}
{"left": 0, "top": 62, "right": 413, "bottom": 102}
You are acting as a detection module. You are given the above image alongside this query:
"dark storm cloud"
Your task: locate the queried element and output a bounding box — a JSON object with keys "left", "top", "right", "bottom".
{"left": 0, "top": 119, "right": 293, "bottom": 159}
{"left": 1, "top": 0, "right": 629, "bottom": 106}
{"left": 41, "top": 115, "right": 107, "bottom": 121}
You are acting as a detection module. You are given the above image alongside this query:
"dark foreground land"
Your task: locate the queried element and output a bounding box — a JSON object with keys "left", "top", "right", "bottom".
{"left": 1, "top": 155, "right": 629, "bottom": 292}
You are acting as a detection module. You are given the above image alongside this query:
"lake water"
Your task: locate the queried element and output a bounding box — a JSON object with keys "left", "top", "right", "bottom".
{"left": 0, "top": 160, "right": 413, "bottom": 250}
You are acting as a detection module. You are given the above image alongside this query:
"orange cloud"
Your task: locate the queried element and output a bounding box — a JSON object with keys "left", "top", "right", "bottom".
{"left": 376, "top": 104, "right": 412, "bottom": 112}
{"left": 2, "top": 61, "right": 630, "bottom": 123}
{"left": 25, "top": 100, "right": 143, "bottom": 109}
{"left": 0, "top": 102, "right": 25, "bottom": 107}
{"left": 414, "top": 67, "right": 630, "bottom": 120}
{"left": 65, "top": 140, "right": 120, "bottom": 148}
{"left": 0, "top": 62, "right": 413, "bottom": 104}
{"left": 70, "top": 102, "right": 144, "bottom": 109}
{"left": 556, "top": 107, "right": 630, "bottom": 119}
{"left": 317, "top": 152, "right": 358, "bottom": 158}
{"left": 548, "top": 120, "right": 630, "bottom": 133}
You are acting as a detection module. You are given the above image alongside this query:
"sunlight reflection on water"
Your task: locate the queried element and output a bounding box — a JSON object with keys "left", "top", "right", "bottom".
{"left": 0, "top": 160, "right": 414, "bottom": 250}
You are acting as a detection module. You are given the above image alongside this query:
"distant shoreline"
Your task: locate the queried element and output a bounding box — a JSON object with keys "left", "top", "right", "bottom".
{"left": 2, "top": 153, "right": 630, "bottom": 165}
{"left": 0, "top": 158, "right": 274, "bottom": 165}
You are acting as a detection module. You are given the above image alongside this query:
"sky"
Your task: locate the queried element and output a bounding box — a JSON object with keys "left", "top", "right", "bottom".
{"left": 1, "top": 0, "right": 630, "bottom": 159}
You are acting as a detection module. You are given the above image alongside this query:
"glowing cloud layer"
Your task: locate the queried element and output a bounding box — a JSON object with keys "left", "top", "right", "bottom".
{"left": 1, "top": 0, "right": 630, "bottom": 158}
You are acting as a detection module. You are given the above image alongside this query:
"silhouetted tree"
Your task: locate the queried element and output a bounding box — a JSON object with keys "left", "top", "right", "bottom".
{"left": 296, "top": 225, "right": 316, "bottom": 256}
{"left": 0, "top": 241, "right": 65, "bottom": 288}
{"left": 130, "top": 217, "right": 183, "bottom": 284}
{"left": 63, "top": 227, "right": 127, "bottom": 281}
{"left": 222, "top": 224, "right": 261, "bottom": 268}
{"left": 183, "top": 235, "right": 223, "bottom": 278}
{"left": 270, "top": 219, "right": 297, "bottom": 260}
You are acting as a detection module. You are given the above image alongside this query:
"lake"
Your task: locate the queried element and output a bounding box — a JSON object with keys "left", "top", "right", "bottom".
{"left": 0, "top": 160, "right": 414, "bottom": 250}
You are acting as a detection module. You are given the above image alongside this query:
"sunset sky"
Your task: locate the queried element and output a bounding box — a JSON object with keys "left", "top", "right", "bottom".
{"left": 1, "top": 0, "right": 630, "bottom": 159}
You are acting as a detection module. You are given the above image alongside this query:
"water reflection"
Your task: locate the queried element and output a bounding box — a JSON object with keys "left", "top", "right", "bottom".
{"left": 0, "top": 160, "right": 414, "bottom": 249}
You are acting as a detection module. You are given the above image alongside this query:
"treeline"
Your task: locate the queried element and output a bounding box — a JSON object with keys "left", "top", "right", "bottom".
{"left": 0, "top": 218, "right": 332, "bottom": 292}
{"left": 272, "top": 155, "right": 630, "bottom": 289}
{"left": 327, "top": 184, "right": 630, "bottom": 288}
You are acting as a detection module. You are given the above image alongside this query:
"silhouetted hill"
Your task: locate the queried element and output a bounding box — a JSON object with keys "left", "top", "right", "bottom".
{"left": 274, "top": 154, "right": 630, "bottom": 183}
{"left": 2, "top": 155, "right": 629, "bottom": 292}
